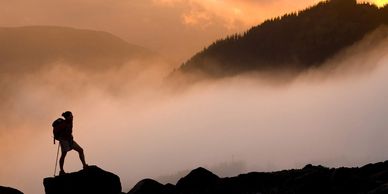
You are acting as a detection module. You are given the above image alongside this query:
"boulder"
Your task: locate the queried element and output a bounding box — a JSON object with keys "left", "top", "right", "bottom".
{"left": 0, "top": 186, "right": 23, "bottom": 194}
{"left": 43, "top": 165, "right": 121, "bottom": 194}
{"left": 176, "top": 167, "right": 220, "bottom": 193}
{"left": 127, "top": 179, "right": 175, "bottom": 194}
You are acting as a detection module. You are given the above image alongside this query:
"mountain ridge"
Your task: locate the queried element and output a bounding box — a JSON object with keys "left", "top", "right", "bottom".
{"left": 0, "top": 25, "right": 154, "bottom": 72}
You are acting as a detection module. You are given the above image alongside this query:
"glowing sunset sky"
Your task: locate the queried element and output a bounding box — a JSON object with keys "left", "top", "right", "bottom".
{"left": 0, "top": 0, "right": 383, "bottom": 63}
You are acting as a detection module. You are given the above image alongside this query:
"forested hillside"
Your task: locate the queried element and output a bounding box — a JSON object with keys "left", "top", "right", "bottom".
{"left": 180, "top": 0, "right": 388, "bottom": 77}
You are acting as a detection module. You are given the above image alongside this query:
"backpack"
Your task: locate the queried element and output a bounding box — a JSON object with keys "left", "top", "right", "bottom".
{"left": 52, "top": 118, "right": 65, "bottom": 144}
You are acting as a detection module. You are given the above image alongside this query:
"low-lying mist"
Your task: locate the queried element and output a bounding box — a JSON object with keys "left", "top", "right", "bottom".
{"left": 1, "top": 28, "right": 388, "bottom": 194}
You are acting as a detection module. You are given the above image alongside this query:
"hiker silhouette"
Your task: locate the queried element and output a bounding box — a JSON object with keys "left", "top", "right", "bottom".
{"left": 54, "top": 111, "right": 88, "bottom": 175}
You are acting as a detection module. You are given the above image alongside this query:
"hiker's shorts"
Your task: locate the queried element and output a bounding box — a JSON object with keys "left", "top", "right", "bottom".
{"left": 59, "top": 139, "right": 82, "bottom": 153}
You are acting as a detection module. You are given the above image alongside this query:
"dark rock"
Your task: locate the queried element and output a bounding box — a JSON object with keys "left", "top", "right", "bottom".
{"left": 43, "top": 165, "right": 121, "bottom": 194}
{"left": 128, "top": 160, "right": 388, "bottom": 194}
{"left": 369, "top": 183, "right": 388, "bottom": 194}
{"left": 0, "top": 186, "right": 23, "bottom": 194}
{"left": 127, "top": 179, "right": 176, "bottom": 194}
{"left": 176, "top": 167, "right": 220, "bottom": 193}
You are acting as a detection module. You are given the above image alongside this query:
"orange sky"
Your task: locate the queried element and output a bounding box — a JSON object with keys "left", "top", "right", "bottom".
{"left": 1, "top": 0, "right": 383, "bottom": 63}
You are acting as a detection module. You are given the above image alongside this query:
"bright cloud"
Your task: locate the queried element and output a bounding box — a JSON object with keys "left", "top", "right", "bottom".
{"left": 371, "top": 0, "right": 388, "bottom": 7}
{"left": 153, "top": 0, "right": 323, "bottom": 29}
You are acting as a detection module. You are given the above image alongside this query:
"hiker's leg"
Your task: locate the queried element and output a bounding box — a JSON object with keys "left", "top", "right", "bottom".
{"left": 59, "top": 140, "right": 71, "bottom": 173}
{"left": 59, "top": 151, "right": 67, "bottom": 171}
{"left": 72, "top": 141, "right": 87, "bottom": 167}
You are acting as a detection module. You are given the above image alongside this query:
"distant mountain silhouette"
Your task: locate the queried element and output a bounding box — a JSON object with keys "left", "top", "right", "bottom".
{"left": 0, "top": 186, "right": 23, "bottom": 194}
{"left": 0, "top": 26, "right": 153, "bottom": 72}
{"left": 43, "top": 165, "right": 122, "bottom": 194}
{"left": 179, "top": 0, "right": 388, "bottom": 78}
{"left": 128, "top": 161, "right": 388, "bottom": 194}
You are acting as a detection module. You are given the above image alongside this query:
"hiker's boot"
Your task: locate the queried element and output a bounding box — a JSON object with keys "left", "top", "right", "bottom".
{"left": 59, "top": 170, "right": 66, "bottom": 176}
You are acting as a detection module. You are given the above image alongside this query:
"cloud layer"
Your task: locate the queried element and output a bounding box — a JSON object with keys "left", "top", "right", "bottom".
{"left": 1, "top": 26, "right": 388, "bottom": 194}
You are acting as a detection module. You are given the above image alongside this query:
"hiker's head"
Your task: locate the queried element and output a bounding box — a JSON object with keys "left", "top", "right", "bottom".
{"left": 62, "top": 111, "right": 73, "bottom": 120}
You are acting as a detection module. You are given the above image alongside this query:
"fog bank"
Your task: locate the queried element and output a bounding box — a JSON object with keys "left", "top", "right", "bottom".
{"left": 1, "top": 28, "right": 388, "bottom": 194}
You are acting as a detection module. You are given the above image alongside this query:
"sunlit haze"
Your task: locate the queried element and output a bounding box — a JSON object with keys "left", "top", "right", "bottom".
{"left": 372, "top": 0, "right": 388, "bottom": 7}
{"left": 1, "top": 0, "right": 388, "bottom": 194}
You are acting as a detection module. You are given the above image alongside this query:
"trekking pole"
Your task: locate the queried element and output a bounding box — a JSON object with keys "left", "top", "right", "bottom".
{"left": 53, "top": 143, "right": 60, "bottom": 176}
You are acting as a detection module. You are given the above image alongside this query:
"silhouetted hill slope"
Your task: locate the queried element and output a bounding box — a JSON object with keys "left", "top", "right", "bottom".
{"left": 43, "top": 165, "right": 122, "bottom": 194}
{"left": 0, "top": 26, "right": 153, "bottom": 72}
{"left": 180, "top": 0, "right": 388, "bottom": 78}
{"left": 127, "top": 161, "right": 388, "bottom": 194}
{"left": 0, "top": 186, "right": 23, "bottom": 194}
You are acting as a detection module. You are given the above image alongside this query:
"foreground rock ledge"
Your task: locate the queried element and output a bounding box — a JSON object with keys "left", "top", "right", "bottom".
{"left": 0, "top": 186, "right": 23, "bottom": 194}
{"left": 43, "top": 165, "right": 121, "bottom": 194}
{"left": 128, "top": 161, "right": 388, "bottom": 194}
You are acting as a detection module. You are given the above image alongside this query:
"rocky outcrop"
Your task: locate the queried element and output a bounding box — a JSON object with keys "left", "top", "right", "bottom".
{"left": 128, "top": 179, "right": 176, "bottom": 194}
{"left": 176, "top": 167, "right": 219, "bottom": 193}
{"left": 43, "top": 165, "right": 122, "bottom": 194}
{"left": 0, "top": 186, "right": 23, "bottom": 194}
{"left": 128, "top": 161, "right": 388, "bottom": 194}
